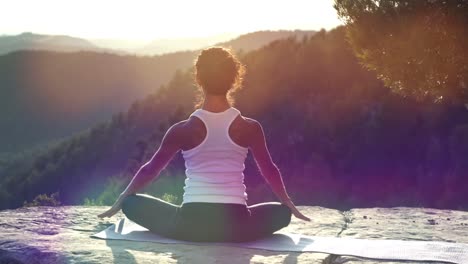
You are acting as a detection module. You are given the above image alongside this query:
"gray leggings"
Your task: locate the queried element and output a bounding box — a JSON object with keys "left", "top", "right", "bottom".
{"left": 121, "top": 194, "right": 292, "bottom": 242}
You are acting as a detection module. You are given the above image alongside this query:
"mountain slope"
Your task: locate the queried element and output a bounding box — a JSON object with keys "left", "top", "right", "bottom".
{"left": 0, "top": 50, "right": 195, "bottom": 152}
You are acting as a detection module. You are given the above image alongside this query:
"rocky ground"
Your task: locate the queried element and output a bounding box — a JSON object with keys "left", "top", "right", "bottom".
{"left": 0, "top": 206, "right": 467, "bottom": 264}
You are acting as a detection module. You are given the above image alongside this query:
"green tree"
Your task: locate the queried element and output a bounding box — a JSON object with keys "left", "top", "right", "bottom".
{"left": 334, "top": 0, "right": 468, "bottom": 104}
{"left": 23, "top": 192, "right": 61, "bottom": 207}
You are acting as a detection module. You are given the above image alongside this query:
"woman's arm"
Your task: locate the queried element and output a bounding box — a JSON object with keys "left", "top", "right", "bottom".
{"left": 247, "top": 119, "right": 311, "bottom": 221}
{"left": 98, "top": 122, "right": 184, "bottom": 218}
{"left": 120, "top": 122, "right": 184, "bottom": 196}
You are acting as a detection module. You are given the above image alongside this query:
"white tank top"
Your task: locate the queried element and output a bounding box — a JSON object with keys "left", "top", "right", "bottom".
{"left": 181, "top": 106, "right": 249, "bottom": 205}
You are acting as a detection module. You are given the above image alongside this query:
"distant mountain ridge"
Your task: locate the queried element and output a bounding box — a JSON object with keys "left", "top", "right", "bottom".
{"left": 136, "top": 30, "right": 316, "bottom": 55}
{"left": 215, "top": 30, "right": 317, "bottom": 52}
{"left": 0, "top": 32, "right": 112, "bottom": 55}
{"left": 1, "top": 30, "right": 316, "bottom": 56}
{"left": 134, "top": 33, "right": 238, "bottom": 55}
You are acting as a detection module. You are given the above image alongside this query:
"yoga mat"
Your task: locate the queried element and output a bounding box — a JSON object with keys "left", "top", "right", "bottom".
{"left": 91, "top": 218, "right": 468, "bottom": 264}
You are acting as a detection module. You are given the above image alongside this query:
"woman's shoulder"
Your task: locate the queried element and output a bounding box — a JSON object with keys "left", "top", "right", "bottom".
{"left": 232, "top": 116, "right": 264, "bottom": 140}
{"left": 242, "top": 116, "right": 258, "bottom": 124}
{"left": 241, "top": 116, "right": 262, "bottom": 130}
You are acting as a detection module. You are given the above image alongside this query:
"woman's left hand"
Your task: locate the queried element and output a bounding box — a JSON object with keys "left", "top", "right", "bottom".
{"left": 97, "top": 193, "right": 127, "bottom": 219}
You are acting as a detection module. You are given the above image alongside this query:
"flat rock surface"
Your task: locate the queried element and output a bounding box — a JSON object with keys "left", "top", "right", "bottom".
{"left": 0, "top": 206, "right": 467, "bottom": 264}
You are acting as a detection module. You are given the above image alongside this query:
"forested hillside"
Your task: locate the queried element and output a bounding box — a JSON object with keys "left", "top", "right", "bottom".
{"left": 0, "top": 50, "right": 195, "bottom": 153}
{"left": 1, "top": 27, "right": 467, "bottom": 210}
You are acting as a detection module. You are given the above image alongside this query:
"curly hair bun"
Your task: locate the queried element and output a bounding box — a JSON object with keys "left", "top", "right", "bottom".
{"left": 194, "top": 47, "right": 245, "bottom": 97}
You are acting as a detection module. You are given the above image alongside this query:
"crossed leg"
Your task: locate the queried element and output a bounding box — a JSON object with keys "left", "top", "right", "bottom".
{"left": 241, "top": 202, "right": 292, "bottom": 241}
{"left": 121, "top": 194, "right": 292, "bottom": 242}
{"left": 121, "top": 193, "right": 180, "bottom": 238}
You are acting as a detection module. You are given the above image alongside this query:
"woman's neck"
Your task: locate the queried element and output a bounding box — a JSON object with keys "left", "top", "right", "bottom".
{"left": 201, "top": 94, "right": 230, "bottom": 112}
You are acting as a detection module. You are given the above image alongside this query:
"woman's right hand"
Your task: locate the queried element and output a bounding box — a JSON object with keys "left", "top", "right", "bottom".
{"left": 97, "top": 193, "right": 128, "bottom": 219}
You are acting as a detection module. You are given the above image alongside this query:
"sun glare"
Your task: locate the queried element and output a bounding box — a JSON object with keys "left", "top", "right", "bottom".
{"left": 1, "top": 0, "right": 342, "bottom": 41}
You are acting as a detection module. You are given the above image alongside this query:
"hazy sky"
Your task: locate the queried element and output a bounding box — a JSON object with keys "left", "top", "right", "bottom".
{"left": 2, "top": 0, "right": 342, "bottom": 41}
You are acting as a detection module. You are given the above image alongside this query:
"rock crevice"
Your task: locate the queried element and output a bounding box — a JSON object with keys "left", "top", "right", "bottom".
{"left": 337, "top": 210, "right": 353, "bottom": 237}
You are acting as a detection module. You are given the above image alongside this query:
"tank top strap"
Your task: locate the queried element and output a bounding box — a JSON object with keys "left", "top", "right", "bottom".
{"left": 221, "top": 107, "right": 241, "bottom": 131}
{"left": 189, "top": 109, "right": 208, "bottom": 130}
{"left": 189, "top": 107, "right": 240, "bottom": 134}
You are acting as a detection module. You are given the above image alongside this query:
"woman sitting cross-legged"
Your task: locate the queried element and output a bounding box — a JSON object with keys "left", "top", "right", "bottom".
{"left": 98, "top": 46, "right": 310, "bottom": 242}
